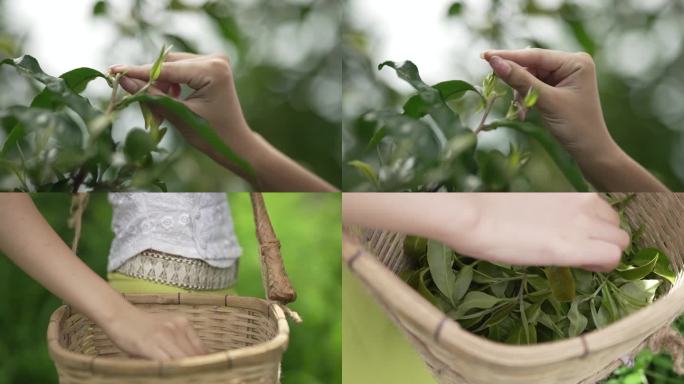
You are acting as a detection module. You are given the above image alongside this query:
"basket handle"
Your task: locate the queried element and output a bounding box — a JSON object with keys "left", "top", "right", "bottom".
{"left": 250, "top": 193, "right": 297, "bottom": 304}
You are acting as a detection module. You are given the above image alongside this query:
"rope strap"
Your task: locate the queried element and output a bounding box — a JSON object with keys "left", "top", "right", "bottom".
{"left": 647, "top": 326, "right": 684, "bottom": 374}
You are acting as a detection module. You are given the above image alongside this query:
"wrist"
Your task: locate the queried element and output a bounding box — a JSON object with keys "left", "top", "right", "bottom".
{"left": 426, "top": 194, "right": 482, "bottom": 247}
{"left": 573, "top": 138, "right": 625, "bottom": 177}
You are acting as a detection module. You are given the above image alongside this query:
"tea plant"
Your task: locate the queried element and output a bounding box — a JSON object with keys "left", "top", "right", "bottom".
{"left": 0, "top": 45, "right": 253, "bottom": 192}
{"left": 346, "top": 60, "right": 588, "bottom": 192}
{"left": 401, "top": 195, "right": 675, "bottom": 344}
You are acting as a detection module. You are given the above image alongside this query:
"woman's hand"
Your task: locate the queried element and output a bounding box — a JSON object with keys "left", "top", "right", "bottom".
{"left": 102, "top": 305, "right": 207, "bottom": 360}
{"left": 109, "top": 52, "right": 337, "bottom": 192}
{"left": 439, "top": 193, "right": 629, "bottom": 272}
{"left": 343, "top": 193, "right": 629, "bottom": 272}
{"left": 481, "top": 48, "right": 668, "bottom": 192}
{"left": 110, "top": 53, "right": 257, "bottom": 180}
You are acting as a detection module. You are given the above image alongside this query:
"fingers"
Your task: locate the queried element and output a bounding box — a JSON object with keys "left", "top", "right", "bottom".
{"left": 119, "top": 77, "right": 180, "bottom": 98}
{"left": 166, "top": 52, "right": 200, "bottom": 62}
{"left": 112, "top": 61, "right": 207, "bottom": 90}
{"left": 183, "top": 326, "right": 208, "bottom": 355}
{"left": 585, "top": 221, "right": 630, "bottom": 250}
{"left": 578, "top": 240, "right": 622, "bottom": 272}
{"left": 482, "top": 48, "right": 569, "bottom": 72}
{"left": 488, "top": 56, "right": 548, "bottom": 97}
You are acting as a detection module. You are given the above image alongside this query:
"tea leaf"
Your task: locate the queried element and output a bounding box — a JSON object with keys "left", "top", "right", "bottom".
{"left": 544, "top": 267, "right": 576, "bottom": 302}
{"left": 447, "top": 2, "right": 462, "bottom": 16}
{"left": 619, "top": 280, "right": 661, "bottom": 306}
{"left": 150, "top": 44, "right": 173, "bottom": 82}
{"left": 347, "top": 160, "right": 379, "bottom": 189}
{"left": 633, "top": 248, "right": 675, "bottom": 284}
{"left": 124, "top": 128, "right": 155, "bottom": 163}
{"left": 568, "top": 300, "right": 588, "bottom": 337}
{"left": 453, "top": 264, "right": 473, "bottom": 302}
{"left": 616, "top": 254, "right": 658, "bottom": 280}
{"left": 403, "top": 80, "right": 479, "bottom": 118}
{"left": 403, "top": 235, "right": 427, "bottom": 262}
{"left": 456, "top": 291, "right": 505, "bottom": 315}
{"left": 122, "top": 94, "right": 255, "bottom": 180}
{"left": 427, "top": 240, "right": 457, "bottom": 305}
{"left": 523, "top": 87, "right": 539, "bottom": 108}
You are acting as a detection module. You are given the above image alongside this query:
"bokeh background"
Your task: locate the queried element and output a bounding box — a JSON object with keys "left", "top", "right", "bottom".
{"left": 0, "top": 192, "right": 341, "bottom": 384}
{"left": 0, "top": 0, "right": 341, "bottom": 191}
{"left": 343, "top": 0, "right": 684, "bottom": 191}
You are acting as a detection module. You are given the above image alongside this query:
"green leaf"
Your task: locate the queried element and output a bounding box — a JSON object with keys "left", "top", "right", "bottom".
{"left": 453, "top": 265, "right": 473, "bottom": 302}
{"left": 456, "top": 291, "right": 505, "bottom": 315}
{"left": 632, "top": 248, "right": 675, "bottom": 284}
{"left": 403, "top": 235, "right": 427, "bottom": 262}
{"left": 379, "top": 60, "right": 463, "bottom": 136}
{"left": 572, "top": 268, "right": 594, "bottom": 295}
{"left": 619, "top": 280, "right": 661, "bottom": 306}
{"left": 475, "top": 301, "right": 515, "bottom": 331}
{"left": 544, "top": 267, "right": 576, "bottom": 302}
{"left": 567, "top": 300, "right": 588, "bottom": 337}
{"left": 447, "top": 2, "right": 463, "bottom": 16}
{"left": 150, "top": 44, "right": 173, "bottom": 82}
{"left": 347, "top": 160, "right": 379, "bottom": 189}
{"left": 403, "top": 80, "right": 480, "bottom": 119}
{"left": 121, "top": 94, "right": 255, "bottom": 180}
{"left": 616, "top": 254, "right": 658, "bottom": 280}
{"left": 483, "top": 73, "right": 497, "bottom": 99}
{"left": 427, "top": 240, "right": 456, "bottom": 305}
{"left": 124, "top": 128, "right": 155, "bottom": 163}
{"left": 93, "top": 0, "right": 108, "bottom": 16}
{"left": 32, "top": 67, "right": 109, "bottom": 109}
{"left": 1, "top": 56, "right": 104, "bottom": 124}
{"left": 523, "top": 87, "right": 539, "bottom": 108}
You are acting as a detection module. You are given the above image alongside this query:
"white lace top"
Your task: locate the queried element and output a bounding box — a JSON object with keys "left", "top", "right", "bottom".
{"left": 107, "top": 193, "right": 242, "bottom": 272}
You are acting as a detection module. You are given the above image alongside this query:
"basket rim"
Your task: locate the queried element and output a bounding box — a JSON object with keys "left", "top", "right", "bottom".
{"left": 46, "top": 293, "right": 289, "bottom": 377}
{"left": 343, "top": 232, "right": 684, "bottom": 369}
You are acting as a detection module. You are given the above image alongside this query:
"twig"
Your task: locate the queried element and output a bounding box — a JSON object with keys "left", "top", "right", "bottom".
{"left": 474, "top": 95, "right": 499, "bottom": 134}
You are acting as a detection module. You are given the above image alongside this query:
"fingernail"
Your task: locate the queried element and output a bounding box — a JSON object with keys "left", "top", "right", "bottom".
{"left": 488, "top": 56, "right": 511, "bottom": 77}
{"left": 479, "top": 51, "right": 488, "bottom": 60}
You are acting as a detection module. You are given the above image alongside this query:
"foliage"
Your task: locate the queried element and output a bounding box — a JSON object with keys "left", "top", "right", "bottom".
{"left": 346, "top": 60, "right": 587, "bottom": 192}
{"left": 400, "top": 195, "right": 674, "bottom": 344}
{"left": 603, "top": 316, "right": 684, "bottom": 384}
{"left": 0, "top": 47, "right": 253, "bottom": 192}
{"left": 0, "top": 193, "right": 341, "bottom": 384}
{"left": 0, "top": 0, "right": 342, "bottom": 191}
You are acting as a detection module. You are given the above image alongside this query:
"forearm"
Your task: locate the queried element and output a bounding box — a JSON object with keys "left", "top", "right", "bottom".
{"left": 576, "top": 141, "right": 669, "bottom": 192}
{"left": 342, "top": 193, "right": 477, "bottom": 242}
{"left": 243, "top": 133, "right": 337, "bottom": 192}
{"left": 0, "top": 194, "right": 134, "bottom": 324}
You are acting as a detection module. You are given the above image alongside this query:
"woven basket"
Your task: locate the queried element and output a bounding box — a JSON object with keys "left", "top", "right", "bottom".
{"left": 343, "top": 193, "right": 684, "bottom": 384}
{"left": 48, "top": 193, "right": 298, "bottom": 384}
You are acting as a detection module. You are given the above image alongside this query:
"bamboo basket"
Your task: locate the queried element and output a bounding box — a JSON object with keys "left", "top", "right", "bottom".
{"left": 48, "top": 193, "right": 298, "bottom": 384}
{"left": 343, "top": 193, "right": 684, "bottom": 384}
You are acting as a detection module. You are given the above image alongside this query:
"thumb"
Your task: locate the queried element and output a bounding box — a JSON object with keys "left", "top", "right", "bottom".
{"left": 488, "top": 55, "right": 548, "bottom": 98}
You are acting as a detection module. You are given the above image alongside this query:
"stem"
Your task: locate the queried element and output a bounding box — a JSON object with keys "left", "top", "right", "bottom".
{"left": 475, "top": 95, "right": 499, "bottom": 134}
{"left": 106, "top": 73, "right": 124, "bottom": 116}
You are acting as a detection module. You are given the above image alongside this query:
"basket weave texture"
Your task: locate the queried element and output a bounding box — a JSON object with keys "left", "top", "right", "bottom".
{"left": 343, "top": 193, "right": 684, "bottom": 384}
{"left": 47, "top": 294, "right": 289, "bottom": 384}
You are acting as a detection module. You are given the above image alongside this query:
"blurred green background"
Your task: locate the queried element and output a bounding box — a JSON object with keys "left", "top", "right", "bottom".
{"left": 0, "top": 0, "right": 341, "bottom": 191}
{"left": 343, "top": 0, "right": 684, "bottom": 191}
{"left": 0, "top": 192, "right": 341, "bottom": 384}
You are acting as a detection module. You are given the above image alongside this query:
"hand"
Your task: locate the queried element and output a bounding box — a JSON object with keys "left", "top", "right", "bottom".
{"left": 110, "top": 52, "right": 261, "bottom": 180}
{"left": 481, "top": 48, "right": 614, "bottom": 157}
{"left": 101, "top": 305, "right": 207, "bottom": 361}
{"left": 438, "top": 193, "right": 629, "bottom": 272}
{"left": 481, "top": 48, "right": 668, "bottom": 192}
{"left": 109, "top": 52, "right": 337, "bottom": 192}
